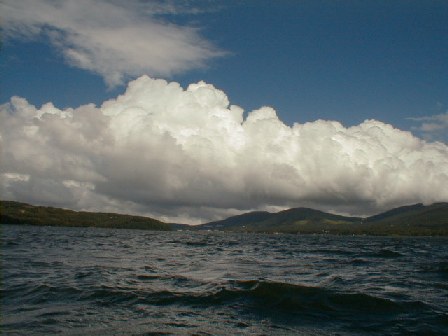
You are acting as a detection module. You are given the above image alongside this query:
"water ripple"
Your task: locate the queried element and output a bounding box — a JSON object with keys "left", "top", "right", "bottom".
{"left": 2, "top": 225, "right": 447, "bottom": 335}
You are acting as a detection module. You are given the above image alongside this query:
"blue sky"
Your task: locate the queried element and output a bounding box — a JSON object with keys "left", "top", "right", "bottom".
{"left": 2, "top": 0, "right": 447, "bottom": 136}
{"left": 182, "top": 0, "right": 448, "bottom": 131}
{"left": 1, "top": 0, "right": 448, "bottom": 222}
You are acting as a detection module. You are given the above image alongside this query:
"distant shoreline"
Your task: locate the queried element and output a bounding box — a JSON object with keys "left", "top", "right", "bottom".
{"left": 1, "top": 200, "right": 447, "bottom": 236}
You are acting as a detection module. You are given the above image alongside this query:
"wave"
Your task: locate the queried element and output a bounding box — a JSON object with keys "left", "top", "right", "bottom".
{"left": 343, "top": 248, "right": 405, "bottom": 259}
{"left": 93, "top": 279, "right": 426, "bottom": 321}
{"left": 207, "top": 280, "right": 415, "bottom": 314}
{"left": 9, "top": 278, "right": 428, "bottom": 318}
{"left": 373, "top": 249, "right": 403, "bottom": 258}
{"left": 419, "top": 261, "right": 448, "bottom": 279}
{"left": 428, "top": 261, "right": 448, "bottom": 275}
{"left": 4, "top": 276, "right": 444, "bottom": 334}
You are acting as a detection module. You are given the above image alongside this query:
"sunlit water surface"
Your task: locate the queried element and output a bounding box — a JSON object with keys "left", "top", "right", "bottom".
{"left": 2, "top": 225, "right": 448, "bottom": 335}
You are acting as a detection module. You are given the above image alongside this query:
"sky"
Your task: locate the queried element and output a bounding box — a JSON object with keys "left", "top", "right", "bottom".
{"left": 1, "top": 0, "right": 448, "bottom": 224}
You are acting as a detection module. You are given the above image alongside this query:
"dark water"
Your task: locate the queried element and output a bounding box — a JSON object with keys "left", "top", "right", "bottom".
{"left": 2, "top": 225, "right": 448, "bottom": 335}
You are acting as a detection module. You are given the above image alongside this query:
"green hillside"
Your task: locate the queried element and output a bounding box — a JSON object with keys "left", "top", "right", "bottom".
{"left": 197, "top": 211, "right": 272, "bottom": 231}
{"left": 245, "top": 208, "right": 362, "bottom": 233}
{"left": 0, "top": 201, "right": 171, "bottom": 231}
{"left": 2, "top": 200, "right": 447, "bottom": 236}
{"left": 363, "top": 203, "right": 448, "bottom": 236}
{"left": 197, "top": 203, "right": 448, "bottom": 236}
{"left": 197, "top": 207, "right": 361, "bottom": 233}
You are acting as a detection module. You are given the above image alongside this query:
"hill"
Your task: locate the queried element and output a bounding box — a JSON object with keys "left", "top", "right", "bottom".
{"left": 197, "top": 203, "right": 448, "bottom": 236}
{"left": 0, "top": 201, "right": 171, "bottom": 231}
{"left": 199, "top": 207, "right": 361, "bottom": 233}
{"left": 2, "top": 200, "right": 447, "bottom": 236}
{"left": 244, "top": 207, "right": 362, "bottom": 233}
{"left": 363, "top": 202, "right": 448, "bottom": 235}
{"left": 197, "top": 211, "right": 272, "bottom": 231}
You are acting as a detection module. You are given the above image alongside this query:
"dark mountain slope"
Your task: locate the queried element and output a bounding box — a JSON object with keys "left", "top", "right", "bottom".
{"left": 197, "top": 211, "right": 272, "bottom": 231}
{"left": 197, "top": 207, "right": 361, "bottom": 233}
{"left": 196, "top": 203, "right": 448, "bottom": 235}
{"left": 240, "top": 207, "right": 361, "bottom": 233}
{"left": 2, "top": 200, "right": 447, "bottom": 235}
{"left": 363, "top": 202, "right": 448, "bottom": 235}
{"left": 0, "top": 201, "right": 171, "bottom": 231}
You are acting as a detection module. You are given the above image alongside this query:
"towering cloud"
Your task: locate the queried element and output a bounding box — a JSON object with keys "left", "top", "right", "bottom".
{"left": 1, "top": 76, "right": 448, "bottom": 223}
{"left": 1, "top": 0, "right": 223, "bottom": 87}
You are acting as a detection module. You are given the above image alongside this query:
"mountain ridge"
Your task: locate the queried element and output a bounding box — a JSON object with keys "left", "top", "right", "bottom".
{"left": 0, "top": 200, "right": 171, "bottom": 231}
{"left": 1, "top": 200, "right": 447, "bottom": 235}
{"left": 196, "top": 203, "right": 448, "bottom": 236}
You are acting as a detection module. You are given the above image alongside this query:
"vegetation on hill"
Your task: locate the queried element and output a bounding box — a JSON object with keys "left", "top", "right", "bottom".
{"left": 197, "top": 211, "right": 272, "bottom": 231}
{"left": 2, "top": 200, "right": 447, "bottom": 236}
{"left": 363, "top": 203, "right": 448, "bottom": 236}
{"left": 0, "top": 201, "right": 171, "bottom": 231}
{"left": 197, "top": 203, "right": 448, "bottom": 236}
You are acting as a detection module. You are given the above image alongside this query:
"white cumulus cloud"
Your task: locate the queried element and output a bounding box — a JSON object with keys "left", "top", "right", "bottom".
{"left": 0, "top": 0, "right": 223, "bottom": 87}
{"left": 1, "top": 76, "right": 448, "bottom": 223}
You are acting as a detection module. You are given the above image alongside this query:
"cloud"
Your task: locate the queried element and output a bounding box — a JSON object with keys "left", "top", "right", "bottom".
{"left": 409, "top": 112, "right": 448, "bottom": 143}
{"left": 0, "top": 0, "right": 223, "bottom": 87}
{"left": 1, "top": 75, "right": 448, "bottom": 223}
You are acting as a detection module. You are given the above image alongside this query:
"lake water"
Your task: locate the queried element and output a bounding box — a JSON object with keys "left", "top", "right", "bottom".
{"left": 2, "top": 224, "right": 448, "bottom": 335}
